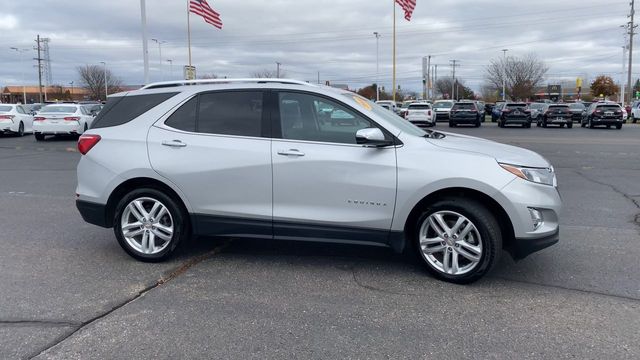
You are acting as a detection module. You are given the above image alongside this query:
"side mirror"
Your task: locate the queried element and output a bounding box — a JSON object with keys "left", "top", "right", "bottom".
{"left": 356, "top": 128, "right": 393, "bottom": 147}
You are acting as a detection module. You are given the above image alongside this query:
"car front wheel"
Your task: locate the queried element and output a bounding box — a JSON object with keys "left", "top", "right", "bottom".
{"left": 113, "top": 188, "right": 189, "bottom": 262}
{"left": 414, "top": 198, "right": 501, "bottom": 284}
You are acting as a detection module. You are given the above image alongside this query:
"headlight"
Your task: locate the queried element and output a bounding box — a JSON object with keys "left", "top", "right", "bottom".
{"left": 500, "top": 163, "right": 556, "bottom": 186}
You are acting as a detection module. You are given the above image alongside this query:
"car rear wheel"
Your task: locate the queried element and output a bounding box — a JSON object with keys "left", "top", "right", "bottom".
{"left": 17, "top": 122, "right": 24, "bottom": 137}
{"left": 448, "top": 121, "right": 455, "bottom": 128}
{"left": 414, "top": 198, "right": 501, "bottom": 284}
{"left": 34, "top": 133, "right": 45, "bottom": 141}
{"left": 113, "top": 188, "right": 189, "bottom": 262}
{"left": 588, "top": 118, "right": 594, "bottom": 129}
{"left": 567, "top": 122, "right": 573, "bottom": 129}
{"left": 616, "top": 124, "right": 622, "bottom": 129}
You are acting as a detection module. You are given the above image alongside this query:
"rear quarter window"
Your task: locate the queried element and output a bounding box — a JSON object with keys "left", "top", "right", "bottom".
{"left": 91, "top": 92, "right": 178, "bottom": 129}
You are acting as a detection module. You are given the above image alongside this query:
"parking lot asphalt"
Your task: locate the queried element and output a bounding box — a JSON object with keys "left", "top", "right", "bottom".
{"left": 1, "top": 123, "right": 639, "bottom": 359}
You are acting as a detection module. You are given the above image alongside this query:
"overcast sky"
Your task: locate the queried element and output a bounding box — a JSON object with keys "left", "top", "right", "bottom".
{"left": 0, "top": 0, "right": 632, "bottom": 93}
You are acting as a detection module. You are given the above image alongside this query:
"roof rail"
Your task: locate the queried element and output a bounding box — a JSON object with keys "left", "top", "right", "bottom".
{"left": 140, "top": 78, "right": 316, "bottom": 90}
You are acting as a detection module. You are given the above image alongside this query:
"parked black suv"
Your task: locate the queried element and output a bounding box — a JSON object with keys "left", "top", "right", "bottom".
{"left": 498, "top": 103, "right": 531, "bottom": 128}
{"left": 449, "top": 102, "right": 481, "bottom": 127}
{"left": 581, "top": 102, "right": 624, "bottom": 129}
{"left": 537, "top": 104, "right": 572, "bottom": 128}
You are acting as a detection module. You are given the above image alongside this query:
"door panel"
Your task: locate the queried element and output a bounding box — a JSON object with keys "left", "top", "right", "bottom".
{"left": 148, "top": 126, "right": 272, "bottom": 228}
{"left": 271, "top": 91, "right": 397, "bottom": 240}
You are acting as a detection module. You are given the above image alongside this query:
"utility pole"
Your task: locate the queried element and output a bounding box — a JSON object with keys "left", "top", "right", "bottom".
{"left": 276, "top": 62, "right": 281, "bottom": 78}
{"left": 434, "top": 64, "right": 438, "bottom": 100}
{"left": 450, "top": 60, "right": 459, "bottom": 100}
{"left": 317, "top": 71, "right": 320, "bottom": 84}
{"left": 373, "top": 32, "right": 380, "bottom": 101}
{"left": 69, "top": 81, "right": 74, "bottom": 101}
{"left": 35, "top": 35, "right": 43, "bottom": 103}
{"left": 100, "top": 61, "right": 107, "bottom": 101}
{"left": 140, "top": 0, "right": 150, "bottom": 84}
{"left": 627, "top": 0, "right": 637, "bottom": 101}
{"left": 502, "top": 49, "right": 509, "bottom": 101}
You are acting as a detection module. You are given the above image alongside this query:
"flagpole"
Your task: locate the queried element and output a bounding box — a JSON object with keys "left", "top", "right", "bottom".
{"left": 392, "top": 0, "right": 396, "bottom": 102}
{"left": 187, "top": 0, "right": 192, "bottom": 67}
{"left": 140, "top": 0, "right": 149, "bottom": 84}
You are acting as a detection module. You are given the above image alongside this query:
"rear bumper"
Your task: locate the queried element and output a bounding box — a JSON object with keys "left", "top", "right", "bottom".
{"left": 76, "top": 199, "right": 110, "bottom": 228}
{"left": 590, "top": 117, "right": 623, "bottom": 125}
{"left": 34, "top": 122, "right": 82, "bottom": 134}
{"left": 450, "top": 116, "right": 478, "bottom": 124}
{"left": 503, "top": 117, "right": 530, "bottom": 124}
{"left": 0, "top": 122, "right": 18, "bottom": 133}
{"left": 512, "top": 228, "right": 559, "bottom": 260}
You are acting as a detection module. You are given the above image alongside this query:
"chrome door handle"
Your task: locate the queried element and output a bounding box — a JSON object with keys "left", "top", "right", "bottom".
{"left": 162, "top": 140, "right": 187, "bottom": 148}
{"left": 277, "top": 149, "right": 305, "bottom": 157}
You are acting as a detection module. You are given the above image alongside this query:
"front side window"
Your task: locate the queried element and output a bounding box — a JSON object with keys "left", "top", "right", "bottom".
{"left": 197, "top": 91, "right": 263, "bottom": 137}
{"left": 278, "top": 92, "right": 375, "bottom": 144}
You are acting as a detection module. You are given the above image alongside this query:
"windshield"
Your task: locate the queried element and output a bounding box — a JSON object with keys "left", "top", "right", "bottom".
{"left": 530, "top": 103, "right": 545, "bottom": 110}
{"left": 401, "top": 102, "right": 413, "bottom": 109}
{"left": 350, "top": 94, "right": 426, "bottom": 137}
{"left": 433, "top": 101, "right": 453, "bottom": 109}
{"left": 40, "top": 106, "right": 77, "bottom": 113}
{"left": 0, "top": 106, "right": 13, "bottom": 112}
{"left": 569, "top": 103, "right": 585, "bottom": 110}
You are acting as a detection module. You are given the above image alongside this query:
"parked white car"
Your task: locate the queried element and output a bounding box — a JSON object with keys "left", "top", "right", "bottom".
{"left": 432, "top": 100, "right": 454, "bottom": 121}
{"left": 375, "top": 100, "right": 398, "bottom": 114}
{"left": 33, "top": 104, "right": 95, "bottom": 141}
{"left": 0, "top": 104, "right": 34, "bottom": 136}
{"left": 631, "top": 100, "right": 640, "bottom": 123}
{"left": 405, "top": 102, "right": 435, "bottom": 127}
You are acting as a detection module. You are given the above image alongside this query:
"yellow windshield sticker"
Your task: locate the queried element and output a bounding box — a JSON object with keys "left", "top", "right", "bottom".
{"left": 353, "top": 96, "right": 372, "bottom": 111}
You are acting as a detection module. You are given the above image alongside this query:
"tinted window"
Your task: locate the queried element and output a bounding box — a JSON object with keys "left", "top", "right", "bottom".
{"left": 197, "top": 91, "right": 263, "bottom": 137}
{"left": 279, "top": 92, "right": 375, "bottom": 144}
{"left": 165, "top": 97, "right": 197, "bottom": 132}
{"left": 530, "top": 103, "right": 545, "bottom": 109}
{"left": 506, "top": 104, "right": 527, "bottom": 110}
{"left": 569, "top": 103, "right": 584, "bottom": 109}
{"left": 92, "top": 92, "right": 178, "bottom": 129}
{"left": 548, "top": 105, "right": 569, "bottom": 110}
{"left": 453, "top": 103, "right": 475, "bottom": 110}
{"left": 408, "top": 104, "right": 431, "bottom": 110}
{"left": 596, "top": 105, "right": 621, "bottom": 111}
{"left": 0, "top": 106, "right": 12, "bottom": 112}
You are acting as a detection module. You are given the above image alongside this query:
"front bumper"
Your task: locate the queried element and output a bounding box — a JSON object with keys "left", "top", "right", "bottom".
{"left": 513, "top": 228, "right": 559, "bottom": 260}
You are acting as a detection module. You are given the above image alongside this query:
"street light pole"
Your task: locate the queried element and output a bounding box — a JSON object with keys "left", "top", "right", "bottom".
{"left": 100, "top": 61, "right": 107, "bottom": 101}
{"left": 276, "top": 62, "right": 281, "bottom": 78}
{"left": 502, "top": 49, "right": 508, "bottom": 101}
{"left": 151, "top": 38, "right": 166, "bottom": 80}
{"left": 10, "top": 47, "right": 29, "bottom": 103}
{"left": 373, "top": 32, "right": 380, "bottom": 101}
{"left": 167, "top": 59, "right": 173, "bottom": 79}
{"left": 69, "top": 81, "right": 74, "bottom": 101}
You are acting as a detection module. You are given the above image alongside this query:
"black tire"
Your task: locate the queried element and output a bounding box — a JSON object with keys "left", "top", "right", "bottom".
{"left": 567, "top": 122, "right": 573, "bottom": 129}
{"left": 449, "top": 121, "right": 455, "bottom": 128}
{"left": 17, "top": 122, "right": 24, "bottom": 137}
{"left": 581, "top": 121, "right": 585, "bottom": 128}
{"left": 542, "top": 118, "right": 547, "bottom": 128}
{"left": 113, "top": 188, "right": 189, "bottom": 262}
{"left": 413, "top": 198, "right": 502, "bottom": 284}
{"left": 525, "top": 122, "right": 531, "bottom": 128}
{"left": 588, "top": 118, "right": 594, "bottom": 129}
{"left": 34, "top": 133, "right": 45, "bottom": 141}
{"left": 616, "top": 123, "right": 622, "bottom": 129}
{"left": 633, "top": 117, "right": 637, "bottom": 123}
{"left": 475, "top": 120, "right": 481, "bottom": 128}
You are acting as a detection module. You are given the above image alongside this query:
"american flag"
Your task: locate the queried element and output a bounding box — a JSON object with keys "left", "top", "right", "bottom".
{"left": 395, "top": 0, "right": 416, "bottom": 21}
{"left": 189, "top": 0, "right": 223, "bottom": 29}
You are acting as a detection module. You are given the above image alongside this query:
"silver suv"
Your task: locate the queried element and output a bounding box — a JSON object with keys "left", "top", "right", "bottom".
{"left": 76, "top": 79, "right": 561, "bottom": 284}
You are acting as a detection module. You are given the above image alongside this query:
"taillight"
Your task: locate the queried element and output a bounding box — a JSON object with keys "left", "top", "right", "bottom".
{"left": 34, "top": 117, "right": 45, "bottom": 121}
{"left": 502, "top": 109, "right": 511, "bottom": 113}
{"left": 0, "top": 115, "right": 15, "bottom": 120}
{"left": 428, "top": 110, "right": 432, "bottom": 116}
{"left": 78, "top": 134, "right": 101, "bottom": 155}
{"left": 64, "top": 117, "right": 80, "bottom": 121}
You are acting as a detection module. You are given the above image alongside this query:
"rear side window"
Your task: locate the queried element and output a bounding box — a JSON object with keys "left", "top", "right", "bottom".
{"left": 92, "top": 92, "right": 178, "bottom": 129}
{"left": 197, "top": 91, "right": 263, "bottom": 137}
{"left": 165, "top": 97, "right": 197, "bottom": 132}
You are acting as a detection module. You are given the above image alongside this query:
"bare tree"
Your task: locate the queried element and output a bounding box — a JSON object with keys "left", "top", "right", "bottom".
{"left": 434, "top": 77, "right": 474, "bottom": 100}
{"left": 485, "top": 53, "right": 548, "bottom": 101}
{"left": 250, "top": 69, "right": 286, "bottom": 78}
{"left": 77, "top": 65, "right": 123, "bottom": 101}
{"left": 198, "top": 73, "right": 219, "bottom": 79}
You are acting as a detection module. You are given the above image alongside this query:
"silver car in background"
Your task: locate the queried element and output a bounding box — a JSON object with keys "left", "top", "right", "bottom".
{"left": 76, "top": 79, "right": 561, "bottom": 284}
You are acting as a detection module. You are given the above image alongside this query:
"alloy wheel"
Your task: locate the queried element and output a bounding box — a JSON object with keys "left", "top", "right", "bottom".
{"left": 120, "top": 197, "right": 174, "bottom": 255}
{"left": 418, "top": 211, "right": 483, "bottom": 275}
